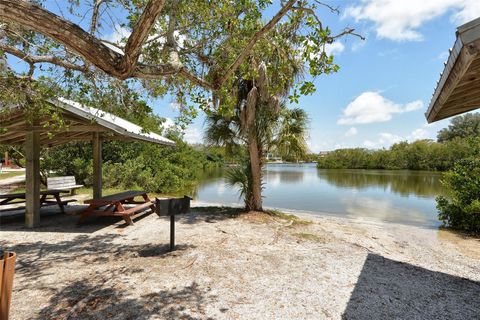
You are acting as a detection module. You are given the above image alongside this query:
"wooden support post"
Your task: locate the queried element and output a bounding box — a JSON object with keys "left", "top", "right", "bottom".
{"left": 92, "top": 132, "right": 102, "bottom": 199}
{"left": 25, "top": 130, "right": 40, "bottom": 228}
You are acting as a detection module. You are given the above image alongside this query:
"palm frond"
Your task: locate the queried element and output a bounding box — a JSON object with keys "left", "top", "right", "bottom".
{"left": 225, "top": 162, "right": 251, "bottom": 199}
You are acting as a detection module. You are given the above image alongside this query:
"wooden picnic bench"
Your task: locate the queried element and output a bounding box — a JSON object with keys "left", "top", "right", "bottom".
{"left": 79, "top": 190, "right": 155, "bottom": 225}
{"left": 0, "top": 190, "right": 74, "bottom": 213}
{"left": 47, "top": 176, "right": 83, "bottom": 195}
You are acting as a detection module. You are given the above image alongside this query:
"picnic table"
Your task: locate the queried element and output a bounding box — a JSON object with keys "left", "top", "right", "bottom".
{"left": 0, "top": 190, "right": 71, "bottom": 213}
{"left": 79, "top": 190, "right": 155, "bottom": 225}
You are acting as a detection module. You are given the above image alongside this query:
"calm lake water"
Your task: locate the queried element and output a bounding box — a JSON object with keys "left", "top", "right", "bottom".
{"left": 190, "top": 163, "right": 446, "bottom": 228}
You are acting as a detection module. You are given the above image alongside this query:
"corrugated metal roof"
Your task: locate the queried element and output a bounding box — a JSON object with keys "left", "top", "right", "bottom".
{"left": 0, "top": 97, "right": 175, "bottom": 146}
{"left": 54, "top": 98, "right": 175, "bottom": 146}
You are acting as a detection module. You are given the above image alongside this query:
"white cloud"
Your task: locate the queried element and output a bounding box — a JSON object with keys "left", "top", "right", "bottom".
{"left": 362, "top": 123, "right": 441, "bottom": 149}
{"left": 324, "top": 42, "right": 345, "bottom": 56}
{"left": 379, "top": 132, "right": 403, "bottom": 144}
{"left": 183, "top": 127, "right": 203, "bottom": 144}
{"left": 345, "top": 0, "right": 480, "bottom": 41}
{"left": 307, "top": 139, "right": 331, "bottom": 153}
{"left": 363, "top": 132, "right": 403, "bottom": 149}
{"left": 450, "top": 0, "right": 480, "bottom": 24}
{"left": 410, "top": 128, "right": 428, "bottom": 140}
{"left": 337, "top": 91, "right": 423, "bottom": 125}
{"left": 363, "top": 140, "right": 377, "bottom": 149}
{"left": 345, "top": 127, "right": 358, "bottom": 137}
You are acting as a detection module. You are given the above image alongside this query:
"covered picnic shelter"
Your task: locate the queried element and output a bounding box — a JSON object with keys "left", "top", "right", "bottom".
{"left": 0, "top": 97, "right": 175, "bottom": 227}
{"left": 426, "top": 17, "right": 480, "bottom": 122}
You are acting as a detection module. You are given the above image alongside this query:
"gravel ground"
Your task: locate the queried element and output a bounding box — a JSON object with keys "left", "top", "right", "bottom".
{"left": 1, "top": 204, "right": 479, "bottom": 320}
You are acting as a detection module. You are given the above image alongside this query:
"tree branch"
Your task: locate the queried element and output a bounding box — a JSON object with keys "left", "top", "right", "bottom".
{"left": 0, "top": 43, "right": 88, "bottom": 72}
{"left": 313, "top": 1, "right": 339, "bottom": 14}
{"left": 0, "top": 0, "right": 122, "bottom": 75}
{"left": 163, "top": 0, "right": 182, "bottom": 70}
{"left": 332, "top": 28, "right": 365, "bottom": 41}
{"left": 291, "top": 6, "right": 323, "bottom": 30}
{"left": 0, "top": 0, "right": 324, "bottom": 92}
{"left": 122, "top": 0, "right": 166, "bottom": 75}
{"left": 90, "top": 0, "right": 104, "bottom": 34}
{"left": 215, "top": 0, "right": 296, "bottom": 88}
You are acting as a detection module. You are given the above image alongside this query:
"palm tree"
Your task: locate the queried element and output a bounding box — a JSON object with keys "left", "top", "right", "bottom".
{"left": 204, "top": 23, "right": 309, "bottom": 211}
{"left": 204, "top": 78, "right": 309, "bottom": 211}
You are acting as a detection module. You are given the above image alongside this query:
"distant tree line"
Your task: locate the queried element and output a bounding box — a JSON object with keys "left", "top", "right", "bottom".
{"left": 317, "top": 113, "right": 480, "bottom": 172}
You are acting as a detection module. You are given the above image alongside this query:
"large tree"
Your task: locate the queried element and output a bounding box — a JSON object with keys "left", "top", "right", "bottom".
{"left": 0, "top": 1, "right": 361, "bottom": 116}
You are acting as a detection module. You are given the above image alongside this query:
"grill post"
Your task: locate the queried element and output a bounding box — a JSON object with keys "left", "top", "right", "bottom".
{"left": 170, "top": 214, "right": 175, "bottom": 251}
{"left": 155, "top": 196, "right": 192, "bottom": 252}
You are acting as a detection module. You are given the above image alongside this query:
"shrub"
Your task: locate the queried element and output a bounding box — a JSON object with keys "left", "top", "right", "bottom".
{"left": 436, "top": 158, "right": 480, "bottom": 233}
{"left": 43, "top": 140, "right": 223, "bottom": 194}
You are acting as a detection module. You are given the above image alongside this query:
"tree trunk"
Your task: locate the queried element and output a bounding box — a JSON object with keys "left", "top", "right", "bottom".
{"left": 247, "top": 134, "right": 263, "bottom": 211}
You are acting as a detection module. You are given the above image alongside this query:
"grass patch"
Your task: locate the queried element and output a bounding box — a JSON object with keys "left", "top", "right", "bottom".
{"left": 0, "top": 171, "right": 24, "bottom": 180}
{"left": 267, "top": 209, "right": 312, "bottom": 226}
{"left": 293, "top": 232, "right": 325, "bottom": 242}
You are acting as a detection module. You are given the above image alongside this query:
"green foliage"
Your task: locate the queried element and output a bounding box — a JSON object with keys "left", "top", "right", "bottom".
{"left": 43, "top": 140, "right": 223, "bottom": 193}
{"left": 2, "top": 1, "right": 358, "bottom": 126}
{"left": 317, "top": 139, "right": 474, "bottom": 171}
{"left": 226, "top": 161, "right": 252, "bottom": 207}
{"left": 436, "top": 158, "right": 480, "bottom": 233}
{"left": 437, "top": 113, "right": 480, "bottom": 142}
{"left": 42, "top": 143, "right": 93, "bottom": 185}
{"left": 274, "top": 108, "right": 309, "bottom": 162}
{"left": 0, "top": 76, "right": 61, "bottom": 130}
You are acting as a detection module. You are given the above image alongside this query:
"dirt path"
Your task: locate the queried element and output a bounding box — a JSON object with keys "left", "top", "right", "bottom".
{"left": 1, "top": 206, "right": 479, "bottom": 319}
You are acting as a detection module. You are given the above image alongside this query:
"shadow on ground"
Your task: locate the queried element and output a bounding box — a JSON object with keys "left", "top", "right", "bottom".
{"left": 1, "top": 232, "right": 194, "bottom": 279}
{"left": 37, "top": 276, "right": 216, "bottom": 320}
{"left": 342, "top": 253, "right": 480, "bottom": 320}
{"left": 178, "top": 206, "right": 243, "bottom": 225}
{"left": 0, "top": 205, "right": 242, "bottom": 233}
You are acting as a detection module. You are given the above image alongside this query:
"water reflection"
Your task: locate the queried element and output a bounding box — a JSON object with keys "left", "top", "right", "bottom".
{"left": 265, "top": 169, "right": 306, "bottom": 184}
{"left": 317, "top": 169, "right": 445, "bottom": 198}
{"left": 341, "top": 196, "right": 431, "bottom": 226}
{"left": 188, "top": 164, "right": 445, "bottom": 228}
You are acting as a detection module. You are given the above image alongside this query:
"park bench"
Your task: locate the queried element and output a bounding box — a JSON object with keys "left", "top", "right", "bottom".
{"left": 0, "top": 190, "right": 75, "bottom": 213}
{"left": 47, "top": 176, "right": 83, "bottom": 195}
{"left": 79, "top": 190, "right": 155, "bottom": 225}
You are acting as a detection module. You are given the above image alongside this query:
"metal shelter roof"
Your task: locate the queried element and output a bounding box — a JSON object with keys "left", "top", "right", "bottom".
{"left": 426, "top": 17, "right": 480, "bottom": 123}
{"left": 0, "top": 97, "right": 175, "bottom": 146}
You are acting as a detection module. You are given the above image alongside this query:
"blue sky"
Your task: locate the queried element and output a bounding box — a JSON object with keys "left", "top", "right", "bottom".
{"left": 6, "top": 0, "right": 480, "bottom": 151}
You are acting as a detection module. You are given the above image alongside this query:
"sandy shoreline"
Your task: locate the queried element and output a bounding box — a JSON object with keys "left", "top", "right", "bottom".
{"left": 1, "top": 203, "right": 479, "bottom": 319}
